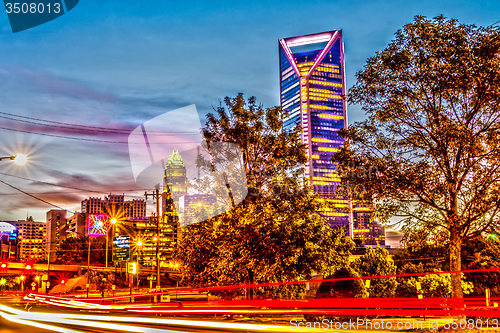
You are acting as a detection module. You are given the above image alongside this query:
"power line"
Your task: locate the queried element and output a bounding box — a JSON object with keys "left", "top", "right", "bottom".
{"left": 0, "top": 125, "right": 200, "bottom": 144}
{"left": 0, "top": 114, "right": 201, "bottom": 136}
{"left": 0, "top": 179, "right": 75, "bottom": 214}
{"left": 0, "top": 111, "right": 200, "bottom": 134}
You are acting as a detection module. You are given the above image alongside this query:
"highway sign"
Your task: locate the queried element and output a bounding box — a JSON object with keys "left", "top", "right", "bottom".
{"left": 113, "top": 236, "right": 130, "bottom": 261}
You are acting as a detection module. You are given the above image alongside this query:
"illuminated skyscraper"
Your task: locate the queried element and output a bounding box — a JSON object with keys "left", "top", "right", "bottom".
{"left": 279, "top": 30, "right": 349, "bottom": 229}
{"left": 279, "top": 30, "right": 386, "bottom": 245}
{"left": 162, "top": 149, "right": 187, "bottom": 214}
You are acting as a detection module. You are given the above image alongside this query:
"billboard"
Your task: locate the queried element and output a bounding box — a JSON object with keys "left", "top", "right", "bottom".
{"left": 112, "top": 236, "right": 130, "bottom": 261}
{"left": 87, "top": 214, "right": 109, "bottom": 237}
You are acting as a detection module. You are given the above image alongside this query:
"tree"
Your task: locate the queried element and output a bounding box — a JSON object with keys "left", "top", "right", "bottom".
{"left": 354, "top": 246, "right": 398, "bottom": 297}
{"left": 316, "top": 266, "right": 368, "bottom": 299}
{"left": 334, "top": 16, "right": 500, "bottom": 298}
{"left": 177, "top": 94, "right": 354, "bottom": 299}
{"left": 55, "top": 236, "right": 109, "bottom": 265}
{"left": 462, "top": 236, "right": 500, "bottom": 295}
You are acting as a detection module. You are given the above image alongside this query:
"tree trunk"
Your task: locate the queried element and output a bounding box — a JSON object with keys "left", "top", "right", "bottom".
{"left": 248, "top": 268, "right": 254, "bottom": 300}
{"left": 449, "top": 230, "right": 463, "bottom": 299}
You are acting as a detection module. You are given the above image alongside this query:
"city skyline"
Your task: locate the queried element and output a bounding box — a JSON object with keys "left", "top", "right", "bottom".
{"left": 0, "top": 1, "right": 498, "bottom": 249}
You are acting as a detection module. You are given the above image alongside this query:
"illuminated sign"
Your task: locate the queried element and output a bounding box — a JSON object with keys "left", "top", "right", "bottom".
{"left": 112, "top": 236, "right": 130, "bottom": 261}
{"left": 87, "top": 214, "right": 109, "bottom": 237}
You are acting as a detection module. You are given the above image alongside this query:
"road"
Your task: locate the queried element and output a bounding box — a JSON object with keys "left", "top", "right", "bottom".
{"left": 0, "top": 298, "right": 312, "bottom": 333}
{"left": 0, "top": 316, "right": 54, "bottom": 333}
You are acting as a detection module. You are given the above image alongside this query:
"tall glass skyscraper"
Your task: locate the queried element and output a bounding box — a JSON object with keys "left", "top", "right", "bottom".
{"left": 279, "top": 30, "right": 350, "bottom": 230}
{"left": 279, "top": 30, "right": 386, "bottom": 245}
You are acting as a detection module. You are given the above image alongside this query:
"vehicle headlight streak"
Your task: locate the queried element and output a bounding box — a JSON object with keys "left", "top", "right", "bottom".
{"left": 0, "top": 304, "right": 298, "bottom": 332}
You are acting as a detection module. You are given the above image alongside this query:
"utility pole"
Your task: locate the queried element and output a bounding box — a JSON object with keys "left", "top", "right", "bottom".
{"left": 145, "top": 184, "right": 162, "bottom": 301}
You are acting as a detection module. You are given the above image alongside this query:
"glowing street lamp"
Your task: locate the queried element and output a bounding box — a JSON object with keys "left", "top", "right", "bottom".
{"left": 13, "top": 154, "right": 28, "bottom": 166}
{"left": 106, "top": 217, "right": 119, "bottom": 269}
{"left": 20, "top": 275, "right": 25, "bottom": 291}
{"left": 135, "top": 239, "right": 144, "bottom": 290}
{"left": 0, "top": 154, "right": 28, "bottom": 165}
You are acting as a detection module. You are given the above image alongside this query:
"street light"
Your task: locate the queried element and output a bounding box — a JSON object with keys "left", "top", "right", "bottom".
{"left": 0, "top": 154, "right": 28, "bottom": 166}
{"left": 67, "top": 231, "right": 91, "bottom": 297}
{"left": 20, "top": 275, "right": 25, "bottom": 291}
{"left": 105, "top": 217, "right": 120, "bottom": 269}
{"left": 136, "top": 239, "right": 143, "bottom": 290}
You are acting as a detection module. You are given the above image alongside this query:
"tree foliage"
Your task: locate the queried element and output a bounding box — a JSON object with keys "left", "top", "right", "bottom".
{"left": 354, "top": 246, "right": 398, "bottom": 297}
{"left": 177, "top": 94, "right": 354, "bottom": 299}
{"left": 55, "top": 236, "right": 109, "bottom": 265}
{"left": 334, "top": 15, "right": 500, "bottom": 298}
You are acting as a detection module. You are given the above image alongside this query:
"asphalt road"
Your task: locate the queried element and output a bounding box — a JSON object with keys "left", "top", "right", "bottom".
{"left": 0, "top": 316, "right": 54, "bottom": 333}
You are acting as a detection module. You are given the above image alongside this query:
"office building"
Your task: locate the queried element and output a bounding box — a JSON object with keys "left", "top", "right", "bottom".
{"left": 81, "top": 194, "right": 146, "bottom": 219}
{"left": 351, "top": 203, "right": 385, "bottom": 246}
{"left": 46, "top": 210, "right": 67, "bottom": 263}
{"left": 179, "top": 193, "right": 217, "bottom": 226}
{"left": 279, "top": 30, "right": 384, "bottom": 244}
{"left": 0, "top": 221, "right": 18, "bottom": 259}
{"left": 162, "top": 149, "right": 187, "bottom": 214}
{"left": 11, "top": 219, "right": 47, "bottom": 261}
{"left": 279, "top": 30, "right": 349, "bottom": 228}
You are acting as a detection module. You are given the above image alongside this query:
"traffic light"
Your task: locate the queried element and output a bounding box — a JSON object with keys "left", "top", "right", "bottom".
{"left": 127, "top": 262, "right": 137, "bottom": 274}
{"left": 22, "top": 260, "right": 35, "bottom": 275}
{"left": 0, "top": 262, "right": 8, "bottom": 273}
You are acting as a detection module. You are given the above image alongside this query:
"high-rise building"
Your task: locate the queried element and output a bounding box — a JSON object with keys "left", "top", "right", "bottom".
{"left": 46, "top": 210, "right": 67, "bottom": 263}
{"left": 179, "top": 194, "right": 217, "bottom": 226}
{"left": 12, "top": 219, "right": 47, "bottom": 261}
{"left": 352, "top": 203, "right": 385, "bottom": 246}
{"left": 279, "top": 30, "right": 349, "bottom": 228}
{"left": 0, "top": 221, "right": 18, "bottom": 259}
{"left": 81, "top": 195, "right": 146, "bottom": 219}
{"left": 133, "top": 191, "right": 180, "bottom": 268}
{"left": 279, "top": 30, "right": 385, "bottom": 244}
{"left": 162, "top": 149, "right": 187, "bottom": 214}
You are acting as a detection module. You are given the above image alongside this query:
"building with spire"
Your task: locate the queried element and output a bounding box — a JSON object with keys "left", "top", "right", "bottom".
{"left": 162, "top": 149, "right": 187, "bottom": 214}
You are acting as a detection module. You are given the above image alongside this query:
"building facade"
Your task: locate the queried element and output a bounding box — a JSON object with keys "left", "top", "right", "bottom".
{"left": 179, "top": 193, "right": 217, "bottom": 226}
{"left": 12, "top": 219, "right": 47, "bottom": 261}
{"left": 162, "top": 149, "right": 187, "bottom": 214}
{"left": 46, "top": 210, "right": 67, "bottom": 263}
{"left": 81, "top": 195, "right": 146, "bottom": 219}
{"left": 279, "top": 30, "right": 385, "bottom": 244}
{"left": 351, "top": 203, "right": 385, "bottom": 246}
{"left": 0, "top": 222, "right": 18, "bottom": 259}
{"left": 279, "top": 30, "right": 349, "bottom": 228}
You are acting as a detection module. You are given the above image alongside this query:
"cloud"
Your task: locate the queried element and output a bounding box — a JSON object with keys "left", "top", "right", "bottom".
{"left": 0, "top": 66, "right": 116, "bottom": 103}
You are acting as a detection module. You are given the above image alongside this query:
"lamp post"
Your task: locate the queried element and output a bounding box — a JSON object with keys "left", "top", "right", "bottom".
{"left": 20, "top": 275, "right": 25, "bottom": 292}
{"left": 136, "top": 240, "right": 143, "bottom": 290}
{"left": 106, "top": 218, "right": 118, "bottom": 269}
{"left": 67, "top": 231, "right": 91, "bottom": 297}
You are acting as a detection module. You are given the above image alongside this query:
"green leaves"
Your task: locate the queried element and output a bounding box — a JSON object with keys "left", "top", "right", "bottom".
{"left": 354, "top": 246, "right": 398, "bottom": 298}
{"left": 177, "top": 94, "right": 353, "bottom": 299}
{"left": 335, "top": 16, "right": 500, "bottom": 298}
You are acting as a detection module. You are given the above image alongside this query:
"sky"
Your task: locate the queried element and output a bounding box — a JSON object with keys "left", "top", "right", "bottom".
{"left": 0, "top": 0, "right": 499, "bottom": 246}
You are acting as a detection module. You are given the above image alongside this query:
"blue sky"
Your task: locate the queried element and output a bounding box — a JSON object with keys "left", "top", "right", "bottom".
{"left": 0, "top": 0, "right": 498, "bottom": 244}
